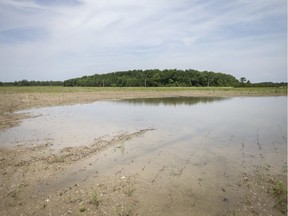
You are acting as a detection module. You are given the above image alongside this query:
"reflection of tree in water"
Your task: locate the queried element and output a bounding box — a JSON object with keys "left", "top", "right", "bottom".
{"left": 117, "top": 97, "right": 230, "bottom": 106}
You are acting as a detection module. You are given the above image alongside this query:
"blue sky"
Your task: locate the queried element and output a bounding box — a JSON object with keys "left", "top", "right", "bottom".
{"left": 0, "top": 0, "right": 286, "bottom": 82}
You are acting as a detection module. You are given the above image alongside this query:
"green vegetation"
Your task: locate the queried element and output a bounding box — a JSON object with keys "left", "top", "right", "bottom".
{"left": 89, "top": 192, "right": 101, "bottom": 208}
{"left": 0, "top": 69, "right": 286, "bottom": 88}
{"left": 0, "top": 80, "right": 63, "bottom": 87}
{"left": 0, "top": 86, "right": 286, "bottom": 96}
{"left": 249, "top": 82, "right": 287, "bottom": 87}
{"left": 9, "top": 186, "right": 21, "bottom": 199}
{"left": 272, "top": 180, "right": 287, "bottom": 214}
{"left": 79, "top": 207, "right": 86, "bottom": 212}
{"left": 63, "top": 69, "right": 239, "bottom": 87}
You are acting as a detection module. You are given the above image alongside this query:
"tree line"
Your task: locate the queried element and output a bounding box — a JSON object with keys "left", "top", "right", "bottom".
{"left": 63, "top": 69, "right": 240, "bottom": 87}
{"left": 246, "top": 82, "right": 287, "bottom": 87}
{"left": 0, "top": 69, "right": 286, "bottom": 88}
{"left": 0, "top": 80, "right": 63, "bottom": 87}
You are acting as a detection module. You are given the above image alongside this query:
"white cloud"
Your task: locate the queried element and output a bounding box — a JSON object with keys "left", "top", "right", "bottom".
{"left": 0, "top": 0, "right": 286, "bottom": 82}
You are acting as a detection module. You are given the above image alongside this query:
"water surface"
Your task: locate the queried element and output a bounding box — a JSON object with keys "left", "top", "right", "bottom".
{"left": 0, "top": 96, "right": 287, "bottom": 215}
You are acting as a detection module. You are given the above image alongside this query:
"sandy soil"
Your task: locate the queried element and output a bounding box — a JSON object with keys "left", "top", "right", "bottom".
{"left": 0, "top": 89, "right": 287, "bottom": 215}
{"left": 0, "top": 133, "right": 286, "bottom": 216}
{"left": 0, "top": 129, "right": 154, "bottom": 216}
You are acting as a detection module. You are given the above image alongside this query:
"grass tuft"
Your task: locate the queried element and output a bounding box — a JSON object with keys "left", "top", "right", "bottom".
{"left": 89, "top": 192, "right": 101, "bottom": 208}
{"left": 272, "top": 180, "right": 287, "bottom": 214}
{"left": 79, "top": 207, "right": 86, "bottom": 212}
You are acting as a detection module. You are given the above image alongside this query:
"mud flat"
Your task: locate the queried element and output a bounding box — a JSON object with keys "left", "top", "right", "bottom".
{"left": 0, "top": 86, "right": 286, "bottom": 131}
{"left": 0, "top": 129, "right": 155, "bottom": 216}
{"left": 0, "top": 89, "right": 287, "bottom": 215}
{"left": 0, "top": 131, "right": 286, "bottom": 215}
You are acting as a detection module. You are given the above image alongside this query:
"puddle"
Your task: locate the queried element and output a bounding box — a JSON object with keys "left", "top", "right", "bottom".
{"left": 0, "top": 96, "right": 287, "bottom": 215}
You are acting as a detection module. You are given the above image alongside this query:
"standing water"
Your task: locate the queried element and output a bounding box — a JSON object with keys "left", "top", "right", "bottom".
{"left": 0, "top": 96, "right": 287, "bottom": 215}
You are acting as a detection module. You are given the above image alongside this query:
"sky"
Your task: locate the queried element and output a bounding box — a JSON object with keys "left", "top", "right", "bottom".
{"left": 0, "top": 0, "right": 286, "bottom": 82}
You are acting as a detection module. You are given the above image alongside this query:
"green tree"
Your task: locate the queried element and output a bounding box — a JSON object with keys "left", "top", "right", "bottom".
{"left": 240, "top": 77, "right": 247, "bottom": 83}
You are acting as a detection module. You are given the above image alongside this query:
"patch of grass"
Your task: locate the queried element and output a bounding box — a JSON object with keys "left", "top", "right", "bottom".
{"left": 9, "top": 186, "right": 21, "bottom": 199}
{"left": 0, "top": 86, "right": 286, "bottom": 95}
{"left": 272, "top": 180, "right": 287, "bottom": 214}
{"left": 79, "top": 207, "right": 86, "bottom": 212}
{"left": 89, "top": 192, "right": 101, "bottom": 208}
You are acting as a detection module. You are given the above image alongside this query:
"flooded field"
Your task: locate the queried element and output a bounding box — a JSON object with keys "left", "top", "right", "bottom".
{"left": 0, "top": 96, "right": 287, "bottom": 215}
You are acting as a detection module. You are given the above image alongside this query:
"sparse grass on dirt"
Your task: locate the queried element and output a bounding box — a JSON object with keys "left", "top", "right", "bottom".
{"left": 272, "top": 180, "right": 287, "bottom": 214}
{"left": 0, "top": 86, "right": 287, "bottom": 94}
{"left": 89, "top": 192, "right": 101, "bottom": 208}
{"left": 79, "top": 207, "right": 86, "bottom": 212}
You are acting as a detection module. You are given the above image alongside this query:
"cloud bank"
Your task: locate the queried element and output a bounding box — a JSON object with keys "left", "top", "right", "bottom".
{"left": 0, "top": 0, "right": 286, "bottom": 82}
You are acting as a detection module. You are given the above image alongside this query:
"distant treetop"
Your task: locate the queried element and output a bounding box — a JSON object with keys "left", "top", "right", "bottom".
{"left": 63, "top": 69, "right": 240, "bottom": 87}
{"left": 0, "top": 69, "right": 286, "bottom": 87}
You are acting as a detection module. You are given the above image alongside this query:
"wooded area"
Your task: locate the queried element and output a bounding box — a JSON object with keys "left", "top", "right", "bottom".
{"left": 0, "top": 80, "right": 63, "bottom": 86}
{"left": 63, "top": 69, "right": 239, "bottom": 87}
{"left": 0, "top": 69, "right": 286, "bottom": 87}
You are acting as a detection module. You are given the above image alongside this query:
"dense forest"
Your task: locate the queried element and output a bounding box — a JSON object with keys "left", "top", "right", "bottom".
{"left": 0, "top": 69, "right": 286, "bottom": 87}
{"left": 0, "top": 80, "right": 63, "bottom": 86}
{"left": 247, "top": 82, "right": 287, "bottom": 87}
{"left": 63, "top": 69, "right": 240, "bottom": 87}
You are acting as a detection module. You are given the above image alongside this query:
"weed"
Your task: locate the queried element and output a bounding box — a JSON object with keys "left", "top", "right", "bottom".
{"left": 272, "top": 180, "right": 287, "bottom": 214}
{"left": 79, "top": 207, "right": 86, "bottom": 212}
{"left": 273, "top": 180, "right": 286, "bottom": 196}
{"left": 9, "top": 186, "right": 21, "bottom": 199}
{"left": 89, "top": 192, "right": 101, "bottom": 208}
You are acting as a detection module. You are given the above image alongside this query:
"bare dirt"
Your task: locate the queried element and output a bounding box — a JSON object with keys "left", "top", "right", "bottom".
{"left": 0, "top": 129, "right": 154, "bottom": 216}
{"left": 0, "top": 89, "right": 287, "bottom": 216}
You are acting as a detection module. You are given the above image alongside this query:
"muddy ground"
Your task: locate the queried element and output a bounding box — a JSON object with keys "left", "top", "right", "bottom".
{"left": 0, "top": 88, "right": 286, "bottom": 131}
{"left": 0, "top": 89, "right": 287, "bottom": 215}
{"left": 0, "top": 129, "right": 154, "bottom": 216}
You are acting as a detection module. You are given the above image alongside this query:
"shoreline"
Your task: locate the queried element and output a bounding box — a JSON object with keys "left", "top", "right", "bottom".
{"left": 0, "top": 86, "right": 286, "bottom": 131}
